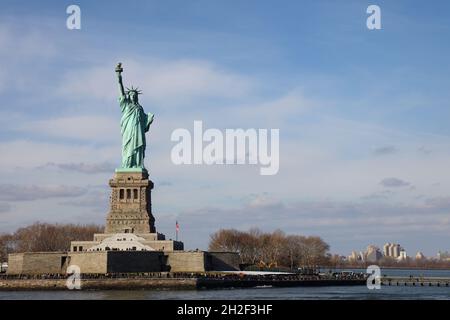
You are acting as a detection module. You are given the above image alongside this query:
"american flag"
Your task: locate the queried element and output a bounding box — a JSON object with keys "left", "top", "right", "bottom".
{"left": 176, "top": 221, "right": 180, "bottom": 232}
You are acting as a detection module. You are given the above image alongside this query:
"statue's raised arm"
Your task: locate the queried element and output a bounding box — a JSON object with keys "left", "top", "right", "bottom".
{"left": 115, "top": 63, "right": 125, "bottom": 98}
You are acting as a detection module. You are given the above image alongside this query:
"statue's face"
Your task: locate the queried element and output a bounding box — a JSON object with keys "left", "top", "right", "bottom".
{"left": 129, "top": 91, "right": 138, "bottom": 103}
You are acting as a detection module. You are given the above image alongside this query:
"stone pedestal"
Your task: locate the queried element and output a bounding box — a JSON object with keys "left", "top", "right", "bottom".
{"left": 105, "top": 169, "right": 156, "bottom": 234}
{"left": 69, "top": 168, "right": 184, "bottom": 253}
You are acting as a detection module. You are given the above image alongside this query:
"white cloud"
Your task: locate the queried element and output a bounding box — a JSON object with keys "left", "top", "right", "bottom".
{"left": 219, "top": 89, "right": 315, "bottom": 128}
{"left": 373, "top": 145, "right": 397, "bottom": 156}
{"left": 39, "top": 162, "right": 116, "bottom": 174}
{"left": 0, "top": 184, "right": 86, "bottom": 201}
{"left": 58, "top": 59, "right": 255, "bottom": 105}
{"left": 380, "top": 177, "right": 411, "bottom": 188}
{"left": 171, "top": 197, "right": 450, "bottom": 254}
{"left": 0, "top": 23, "right": 57, "bottom": 58}
{"left": 18, "top": 115, "right": 120, "bottom": 142}
{"left": 245, "top": 193, "right": 283, "bottom": 209}
{"left": 0, "top": 140, "right": 118, "bottom": 168}
{"left": 0, "top": 202, "right": 11, "bottom": 213}
{"left": 0, "top": 21, "right": 58, "bottom": 93}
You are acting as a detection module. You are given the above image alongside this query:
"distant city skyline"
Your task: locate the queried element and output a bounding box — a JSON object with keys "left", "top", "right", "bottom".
{"left": 348, "top": 242, "right": 449, "bottom": 262}
{"left": 1, "top": 1, "right": 450, "bottom": 256}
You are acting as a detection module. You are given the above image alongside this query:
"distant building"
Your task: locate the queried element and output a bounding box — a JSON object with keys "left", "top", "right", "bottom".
{"left": 397, "top": 250, "right": 408, "bottom": 261}
{"left": 415, "top": 252, "right": 425, "bottom": 260}
{"left": 437, "top": 251, "right": 450, "bottom": 261}
{"left": 348, "top": 251, "right": 360, "bottom": 262}
{"left": 359, "top": 251, "right": 365, "bottom": 262}
{"left": 87, "top": 233, "right": 155, "bottom": 251}
{"left": 388, "top": 244, "right": 394, "bottom": 257}
{"left": 383, "top": 243, "right": 390, "bottom": 257}
{"left": 383, "top": 243, "right": 401, "bottom": 258}
{"left": 365, "top": 245, "right": 382, "bottom": 263}
{"left": 392, "top": 244, "right": 401, "bottom": 258}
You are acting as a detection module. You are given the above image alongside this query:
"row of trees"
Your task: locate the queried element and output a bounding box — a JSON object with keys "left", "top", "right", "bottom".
{"left": 2, "top": 223, "right": 449, "bottom": 270}
{"left": 0, "top": 222, "right": 103, "bottom": 261}
{"left": 208, "top": 228, "right": 330, "bottom": 269}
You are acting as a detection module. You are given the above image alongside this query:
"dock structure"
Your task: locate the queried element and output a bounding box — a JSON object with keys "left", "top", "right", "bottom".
{"left": 381, "top": 276, "right": 450, "bottom": 287}
{"left": 3, "top": 272, "right": 449, "bottom": 290}
{"left": 0, "top": 272, "right": 367, "bottom": 290}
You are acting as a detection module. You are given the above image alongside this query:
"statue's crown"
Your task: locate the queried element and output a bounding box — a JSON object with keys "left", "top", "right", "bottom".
{"left": 126, "top": 86, "right": 143, "bottom": 95}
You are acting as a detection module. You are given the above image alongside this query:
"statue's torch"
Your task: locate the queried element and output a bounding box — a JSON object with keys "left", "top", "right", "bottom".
{"left": 115, "top": 62, "right": 123, "bottom": 74}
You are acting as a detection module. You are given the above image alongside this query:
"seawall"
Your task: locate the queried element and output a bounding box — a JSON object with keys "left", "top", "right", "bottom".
{"left": 0, "top": 278, "right": 197, "bottom": 291}
{"left": 0, "top": 276, "right": 367, "bottom": 291}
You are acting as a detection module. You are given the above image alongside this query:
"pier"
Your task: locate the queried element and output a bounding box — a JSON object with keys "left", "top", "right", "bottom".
{"left": 0, "top": 272, "right": 367, "bottom": 290}
{"left": 3, "top": 272, "right": 449, "bottom": 290}
{"left": 381, "top": 276, "right": 450, "bottom": 287}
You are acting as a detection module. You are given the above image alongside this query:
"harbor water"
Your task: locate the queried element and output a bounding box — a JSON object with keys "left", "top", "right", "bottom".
{"left": 1, "top": 269, "right": 449, "bottom": 300}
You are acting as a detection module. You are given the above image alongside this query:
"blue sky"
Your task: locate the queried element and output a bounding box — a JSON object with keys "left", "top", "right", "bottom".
{"left": 1, "top": 0, "right": 450, "bottom": 256}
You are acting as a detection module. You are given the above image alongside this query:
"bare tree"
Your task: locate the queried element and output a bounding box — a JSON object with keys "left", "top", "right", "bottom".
{"left": 0, "top": 222, "right": 103, "bottom": 261}
{"left": 208, "top": 228, "right": 330, "bottom": 269}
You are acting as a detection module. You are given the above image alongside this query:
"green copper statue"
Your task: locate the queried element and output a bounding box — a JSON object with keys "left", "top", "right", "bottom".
{"left": 115, "top": 63, "right": 154, "bottom": 170}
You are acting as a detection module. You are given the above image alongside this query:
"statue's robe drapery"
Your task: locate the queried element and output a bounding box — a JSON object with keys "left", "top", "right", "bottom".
{"left": 119, "top": 95, "right": 154, "bottom": 168}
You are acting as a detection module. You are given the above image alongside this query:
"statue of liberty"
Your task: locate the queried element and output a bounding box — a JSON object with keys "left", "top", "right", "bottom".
{"left": 115, "top": 63, "right": 154, "bottom": 170}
